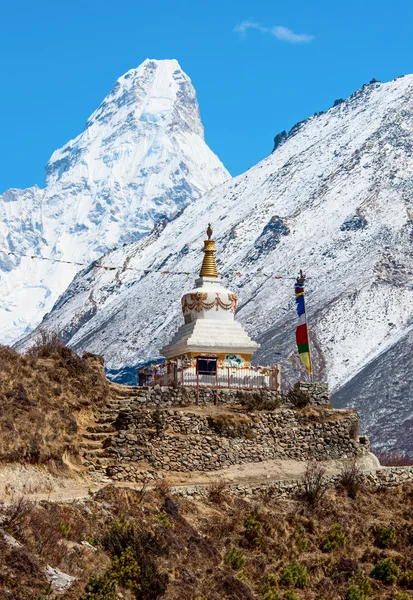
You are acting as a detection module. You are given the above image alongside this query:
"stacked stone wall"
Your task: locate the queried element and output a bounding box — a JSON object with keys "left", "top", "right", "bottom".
{"left": 177, "top": 467, "right": 413, "bottom": 499}
{"left": 105, "top": 404, "right": 368, "bottom": 479}
{"left": 125, "top": 381, "right": 330, "bottom": 407}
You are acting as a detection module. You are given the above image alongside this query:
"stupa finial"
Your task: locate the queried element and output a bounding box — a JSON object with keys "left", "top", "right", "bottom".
{"left": 200, "top": 224, "right": 218, "bottom": 278}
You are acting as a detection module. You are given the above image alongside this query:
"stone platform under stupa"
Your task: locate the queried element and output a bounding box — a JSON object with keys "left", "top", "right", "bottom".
{"left": 139, "top": 225, "right": 280, "bottom": 391}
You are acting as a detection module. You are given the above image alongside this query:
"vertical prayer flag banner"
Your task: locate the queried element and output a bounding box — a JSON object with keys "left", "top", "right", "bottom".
{"left": 295, "top": 272, "right": 312, "bottom": 374}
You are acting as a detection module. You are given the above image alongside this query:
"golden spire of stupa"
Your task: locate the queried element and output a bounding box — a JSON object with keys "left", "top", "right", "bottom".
{"left": 199, "top": 223, "right": 218, "bottom": 278}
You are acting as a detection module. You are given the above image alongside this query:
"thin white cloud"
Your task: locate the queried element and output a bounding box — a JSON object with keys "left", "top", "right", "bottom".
{"left": 234, "top": 21, "right": 269, "bottom": 35}
{"left": 272, "top": 26, "right": 314, "bottom": 44}
{"left": 234, "top": 21, "right": 314, "bottom": 44}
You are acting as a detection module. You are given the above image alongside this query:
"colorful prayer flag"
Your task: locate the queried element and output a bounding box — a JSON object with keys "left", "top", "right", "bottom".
{"left": 295, "top": 272, "right": 312, "bottom": 374}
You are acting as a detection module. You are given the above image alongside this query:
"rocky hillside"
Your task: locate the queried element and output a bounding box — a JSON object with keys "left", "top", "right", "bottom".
{"left": 24, "top": 75, "right": 413, "bottom": 454}
{"left": 0, "top": 58, "right": 229, "bottom": 345}
{"left": 1, "top": 480, "right": 413, "bottom": 599}
{"left": 0, "top": 343, "right": 109, "bottom": 466}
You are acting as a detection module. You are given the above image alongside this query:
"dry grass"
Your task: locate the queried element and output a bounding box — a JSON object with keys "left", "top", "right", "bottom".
{"left": 0, "top": 483, "right": 412, "bottom": 599}
{"left": 0, "top": 343, "right": 109, "bottom": 467}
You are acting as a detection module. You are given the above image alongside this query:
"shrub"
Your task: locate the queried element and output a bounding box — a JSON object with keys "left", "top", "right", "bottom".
{"left": 393, "top": 593, "right": 411, "bottom": 600}
{"left": 286, "top": 387, "right": 311, "bottom": 408}
{"left": 283, "top": 592, "right": 299, "bottom": 600}
{"left": 260, "top": 574, "right": 281, "bottom": 600}
{"left": 154, "top": 478, "right": 171, "bottom": 499}
{"left": 346, "top": 586, "right": 368, "bottom": 600}
{"left": 110, "top": 547, "right": 141, "bottom": 591}
{"left": 370, "top": 558, "right": 400, "bottom": 584}
{"left": 59, "top": 519, "right": 71, "bottom": 538}
{"left": 235, "top": 571, "right": 251, "bottom": 584}
{"left": 243, "top": 515, "right": 262, "bottom": 547}
{"left": 373, "top": 526, "right": 397, "bottom": 549}
{"left": 346, "top": 572, "right": 372, "bottom": 600}
{"left": 302, "top": 462, "right": 327, "bottom": 508}
{"left": 102, "top": 520, "right": 141, "bottom": 557}
{"left": 239, "top": 390, "right": 282, "bottom": 411}
{"left": 81, "top": 573, "right": 117, "bottom": 600}
{"left": 339, "top": 459, "right": 363, "bottom": 499}
{"left": 224, "top": 547, "right": 245, "bottom": 570}
{"left": 156, "top": 512, "right": 172, "bottom": 528}
{"left": 320, "top": 524, "right": 346, "bottom": 552}
{"left": 208, "top": 480, "right": 228, "bottom": 504}
{"left": 100, "top": 520, "right": 168, "bottom": 599}
{"left": 399, "top": 570, "right": 413, "bottom": 589}
{"left": 279, "top": 560, "right": 309, "bottom": 588}
{"left": 262, "top": 591, "right": 281, "bottom": 600}
{"left": 36, "top": 584, "right": 59, "bottom": 600}
{"left": 294, "top": 531, "right": 310, "bottom": 552}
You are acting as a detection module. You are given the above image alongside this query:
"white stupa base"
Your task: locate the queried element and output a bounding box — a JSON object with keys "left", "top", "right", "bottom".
{"left": 160, "top": 318, "right": 259, "bottom": 360}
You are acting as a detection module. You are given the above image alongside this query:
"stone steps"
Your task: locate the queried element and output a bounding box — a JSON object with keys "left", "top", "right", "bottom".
{"left": 78, "top": 389, "right": 137, "bottom": 477}
{"left": 86, "top": 423, "right": 114, "bottom": 434}
{"left": 82, "top": 448, "right": 111, "bottom": 459}
{"left": 81, "top": 439, "right": 108, "bottom": 450}
{"left": 82, "top": 432, "right": 111, "bottom": 441}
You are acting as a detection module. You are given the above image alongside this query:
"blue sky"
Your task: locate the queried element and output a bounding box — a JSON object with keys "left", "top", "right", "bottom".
{"left": 1, "top": 0, "right": 412, "bottom": 193}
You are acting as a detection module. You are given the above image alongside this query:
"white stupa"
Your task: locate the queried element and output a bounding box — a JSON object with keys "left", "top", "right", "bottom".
{"left": 160, "top": 225, "right": 259, "bottom": 366}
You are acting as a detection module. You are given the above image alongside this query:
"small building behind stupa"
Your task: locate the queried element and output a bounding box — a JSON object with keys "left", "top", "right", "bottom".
{"left": 139, "top": 225, "right": 280, "bottom": 390}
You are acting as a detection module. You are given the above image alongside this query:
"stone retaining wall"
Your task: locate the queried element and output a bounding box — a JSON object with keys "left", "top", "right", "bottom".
{"left": 127, "top": 381, "right": 329, "bottom": 408}
{"left": 105, "top": 405, "right": 369, "bottom": 479}
{"left": 294, "top": 382, "right": 330, "bottom": 406}
{"left": 176, "top": 466, "right": 413, "bottom": 499}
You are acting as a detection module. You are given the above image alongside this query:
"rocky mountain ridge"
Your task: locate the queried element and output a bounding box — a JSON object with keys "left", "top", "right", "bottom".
{"left": 0, "top": 58, "right": 229, "bottom": 344}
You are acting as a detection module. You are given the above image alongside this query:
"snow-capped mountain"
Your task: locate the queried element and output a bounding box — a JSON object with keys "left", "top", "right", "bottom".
{"left": 23, "top": 76, "right": 413, "bottom": 455}
{"left": 0, "top": 59, "right": 229, "bottom": 344}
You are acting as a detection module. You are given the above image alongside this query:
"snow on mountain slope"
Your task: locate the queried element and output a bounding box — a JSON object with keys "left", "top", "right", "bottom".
{"left": 23, "top": 76, "right": 413, "bottom": 453}
{"left": 0, "top": 59, "right": 229, "bottom": 344}
{"left": 333, "top": 324, "right": 413, "bottom": 456}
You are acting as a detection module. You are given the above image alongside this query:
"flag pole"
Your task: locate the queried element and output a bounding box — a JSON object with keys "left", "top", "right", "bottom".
{"left": 296, "top": 269, "right": 313, "bottom": 381}
{"left": 302, "top": 270, "right": 314, "bottom": 382}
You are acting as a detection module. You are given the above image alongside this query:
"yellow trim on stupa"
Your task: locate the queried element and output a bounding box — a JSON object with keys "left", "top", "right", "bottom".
{"left": 199, "top": 223, "right": 218, "bottom": 278}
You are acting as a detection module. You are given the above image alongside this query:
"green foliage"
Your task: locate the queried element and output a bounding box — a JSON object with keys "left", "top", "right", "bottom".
{"left": 392, "top": 593, "right": 411, "bottom": 600}
{"left": 399, "top": 570, "right": 413, "bottom": 589}
{"left": 99, "top": 520, "right": 168, "bottom": 599}
{"left": 58, "top": 519, "right": 71, "bottom": 538}
{"left": 82, "top": 547, "right": 140, "bottom": 598}
{"left": 346, "top": 586, "right": 368, "bottom": 600}
{"left": 320, "top": 524, "right": 346, "bottom": 552}
{"left": 370, "top": 558, "right": 400, "bottom": 584}
{"left": 279, "top": 560, "right": 309, "bottom": 588}
{"left": 244, "top": 515, "right": 262, "bottom": 547}
{"left": 260, "top": 573, "right": 280, "bottom": 600}
{"left": 156, "top": 512, "right": 172, "bottom": 527}
{"left": 81, "top": 573, "right": 117, "bottom": 600}
{"left": 86, "top": 535, "right": 99, "bottom": 547}
{"left": 345, "top": 572, "right": 371, "bottom": 600}
{"left": 294, "top": 530, "right": 310, "bottom": 552}
{"left": 283, "top": 592, "right": 299, "bottom": 600}
{"left": 36, "top": 584, "right": 58, "bottom": 600}
{"left": 101, "top": 519, "right": 140, "bottom": 557}
{"left": 373, "top": 526, "right": 397, "bottom": 549}
{"left": 235, "top": 571, "right": 251, "bottom": 585}
{"left": 111, "top": 547, "right": 141, "bottom": 590}
{"left": 261, "top": 590, "right": 281, "bottom": 600}
{"left": 224, "top": 546, "right": 245, "bottom": 570}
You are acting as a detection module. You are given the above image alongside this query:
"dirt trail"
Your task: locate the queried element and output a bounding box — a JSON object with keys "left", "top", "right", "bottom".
{"left": 0, "top": 453, "right": 381, "bottom": 504}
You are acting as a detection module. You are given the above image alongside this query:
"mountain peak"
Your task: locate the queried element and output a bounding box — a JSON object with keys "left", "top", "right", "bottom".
{"left": 0, "top": 59, "right": 229, "bottom": 344}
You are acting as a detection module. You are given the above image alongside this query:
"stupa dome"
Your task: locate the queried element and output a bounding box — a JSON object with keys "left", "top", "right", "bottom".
{"left": 160, "top": 225, "right": 259, "bottom": 364}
